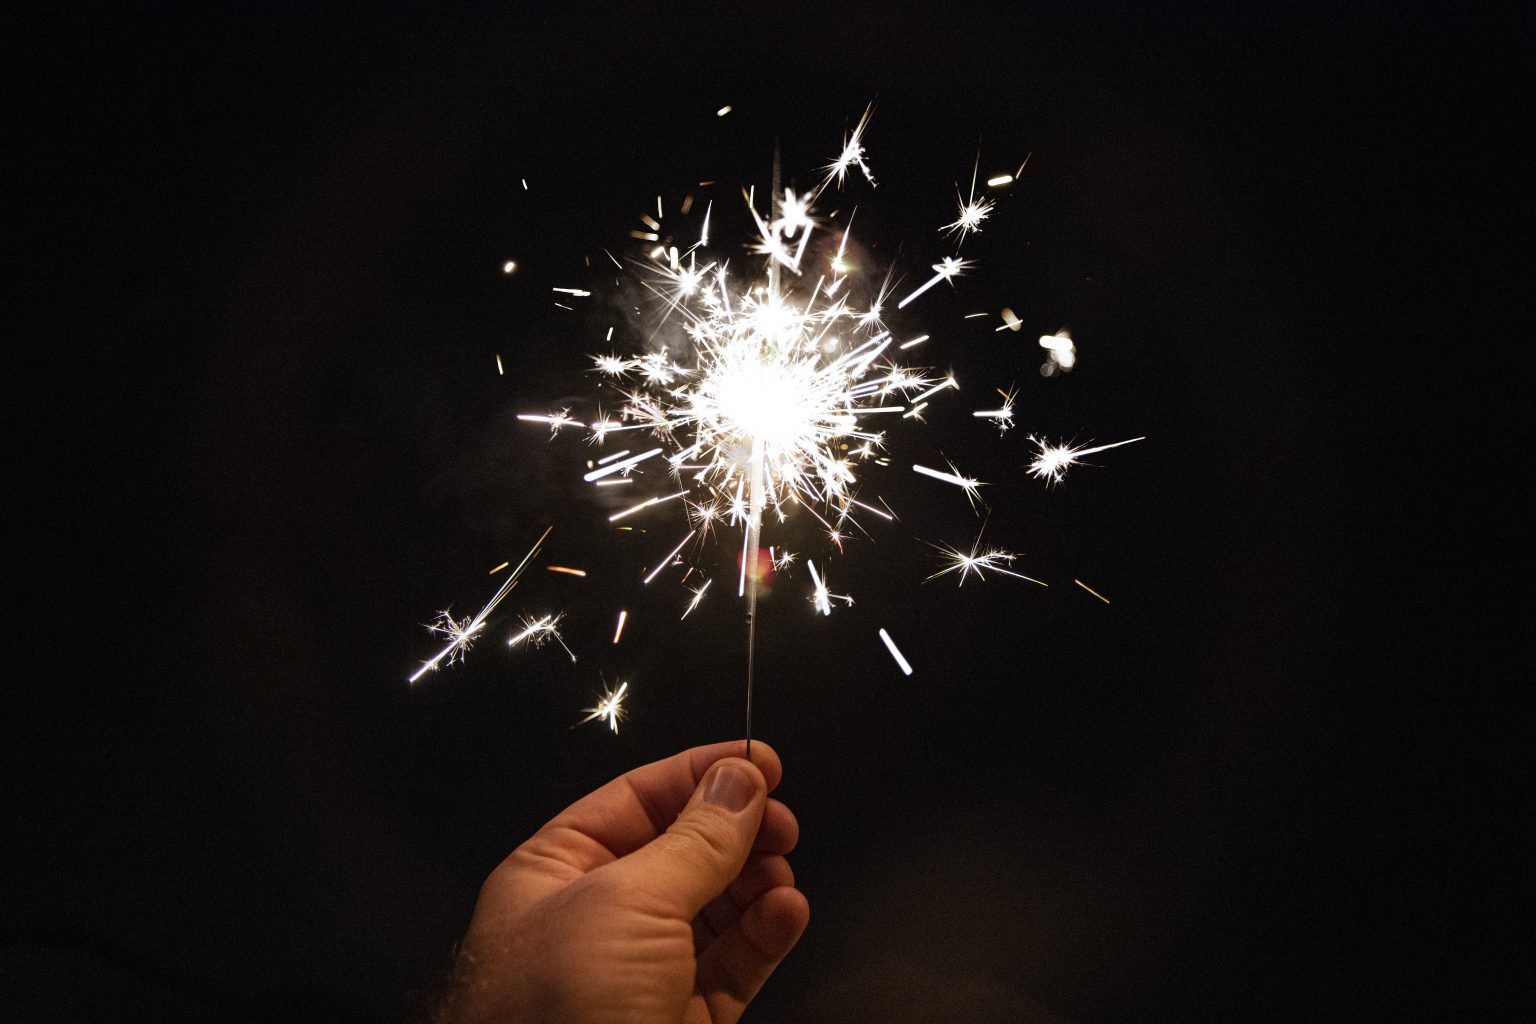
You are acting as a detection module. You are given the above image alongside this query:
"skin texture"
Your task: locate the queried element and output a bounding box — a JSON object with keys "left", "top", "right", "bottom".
{"left": 436, "top": 741, "right": 809, "bottom": 1024}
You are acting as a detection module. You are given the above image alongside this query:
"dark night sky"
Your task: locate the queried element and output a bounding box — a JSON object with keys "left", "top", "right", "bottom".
{"left": 5, "top": 4, "right": 1529, "bottom": 1022}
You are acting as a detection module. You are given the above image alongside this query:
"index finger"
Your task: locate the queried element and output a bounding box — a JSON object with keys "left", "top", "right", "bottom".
{"left": 537, "top": 740, "right": 783, "bottom": 871}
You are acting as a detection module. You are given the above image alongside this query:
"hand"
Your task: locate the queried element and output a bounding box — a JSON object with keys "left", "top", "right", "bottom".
{"left": 436, "top": 740, "right": 809, "bottom": 1024}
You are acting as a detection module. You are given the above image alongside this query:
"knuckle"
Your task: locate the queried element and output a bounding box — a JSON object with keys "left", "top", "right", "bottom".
{"left": 667, "top": 813, "right": 739, "bottom": 867}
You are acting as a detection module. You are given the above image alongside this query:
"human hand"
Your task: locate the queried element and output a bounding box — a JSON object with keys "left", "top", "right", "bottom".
{"left": 436, "top": 740, "right": 808, "bottom": 1024}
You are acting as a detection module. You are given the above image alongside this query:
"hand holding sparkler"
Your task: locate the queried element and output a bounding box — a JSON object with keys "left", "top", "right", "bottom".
{"left": 436, "top": 741, "right": 807, "bottom": 1024}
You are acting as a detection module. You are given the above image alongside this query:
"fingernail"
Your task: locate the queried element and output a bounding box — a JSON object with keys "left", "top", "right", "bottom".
{"left": 702, "top": 762, "right": 755, "bottom": 812}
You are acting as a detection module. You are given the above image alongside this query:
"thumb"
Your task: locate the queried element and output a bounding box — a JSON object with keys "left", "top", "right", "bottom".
{"left": 610, "top": 757, "right": 767, "bottom": 920}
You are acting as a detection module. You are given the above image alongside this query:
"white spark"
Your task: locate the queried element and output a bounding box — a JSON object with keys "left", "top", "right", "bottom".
{"left": 518, "top": 411, "right": 582, "bottom": 436}
{"left": 926, "top": 536, "right": 1046, "bottom": 587}
{"left": 583, "top": 447, "right": 663, "bottom": 482}
{"left": 897, "top": 256, "right": 970, "bottom": 309}
{"left": 576, "top": 680, "right": 630, "bottom": 733}
{"left": 878, "top": 628, "right": 913, "bottom": 675}
{"left": 1039, "top": 330, "right": 1076, "bottom": 372}
{"left": 681, "top": 578, "right": 712, "bottom": 619}
{"left": 507, "top": 613, "right": 577, "bottom": 662}
{"left": 913, "top": 460, "right": 985, "bottom": 506}
{"left": 408, "top": 526, "right": 551, "bottom": 684}
{"left": 1027, "top": 436, "right": 1145, "bottom": 484}
{"left": 972, "top": 386, "right": 1017, "bottom": 434}
{"left": 942, "top": 156, "right": 994, "bottom": 245}
{"left": 643, "top": 530, "right": 697, "bottom": 584}
{"left": 821, "top": 103, "right": 876, "bottom": 190}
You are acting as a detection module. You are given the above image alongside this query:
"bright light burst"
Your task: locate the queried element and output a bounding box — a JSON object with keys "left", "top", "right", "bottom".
{"left": 409, "top": 105, "right": 1146, "bottom": 735}
{"left": 576, "top": 679, "right": 630, "bottom": 733}
{"left": 507, "top": 613, "right": 578, "bottom": 662}
{"left": 972, "top": 386, "right": 1018, "bottom": 435}
{"left": 943, "top": 157, "right": 994, "bottom": 245}
{"left": 820, "top": 103, "right": 877, "bottom": 190}
{"left": 423, "top": 610, "right": 482, "bottom": 667}
{"left": 926, "top": 534, "right": 1047, "bottom": 587}
{"left": 1026, "top": 436, "right": 1146, "bottom": 484}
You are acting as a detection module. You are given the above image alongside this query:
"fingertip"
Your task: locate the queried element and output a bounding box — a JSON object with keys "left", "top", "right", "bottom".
{"left": 748, "top": 885, "right": 810, "bottom": 954}
{"left": 699, "top": 756, "right": 767, "bottom": 814}
{"left": 690, "top": 740, "right": 783, "bottom": 793}
{"left": 745, "top": 740, "right": 783, "bottom": 791}
{"left": 754, "top": 798, "right": 799, "bottom": 854}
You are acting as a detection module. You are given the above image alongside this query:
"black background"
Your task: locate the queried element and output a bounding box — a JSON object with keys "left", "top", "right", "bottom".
{"left": 6, "top": 4, "right": 1529, "bottom": 1022}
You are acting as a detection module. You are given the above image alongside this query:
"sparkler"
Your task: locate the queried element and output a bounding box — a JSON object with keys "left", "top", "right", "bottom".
{"left": 409, "top": 106, "right": 1144, "bottom": 742}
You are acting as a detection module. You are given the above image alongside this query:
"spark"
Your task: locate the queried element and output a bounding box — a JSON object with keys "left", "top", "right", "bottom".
{"left": 909, "top": 375, "right": 957, "bottom": 405}
{"left": 807, "top": 560, "right": 832, "bottom": 615}
{"left": 545, "top": 566, "right": 587, "bottom": 577}
{"left": 1075, "top": 579, "right": 1111, "bottom": 604}
{"left": 878, "top": 628, "right": 913, "bottom": 676}
{"left": 943, "top": 194, "right": 993, "bottom": 243}
{"left": 408, "top": 526, "right": 551, "bottom": 684}
{"left": 821, "top": 103, "right": 876, "bottom": 190}
{"left": 805, "top": 560, "right": 851, "bottom": 614}
{"left": 612, "top": 609, "right": 628, "bottom": 643}
{"left": 926, "top": 536, "right": 1046, "bottom": 587}
{"left": 899, "top": 334, "right": 930, "bottom": 349}
{"left": 421, "top": 611, "right": 482, "bottom": 668}
{"left": 643, "top": 530, "right": 697, "bottom": 584}
{"left": 717, "top": 104, "right": 733, "bottom": 117}
{"left": 583, "top": 447, "right": 663, "bottom": 482}
{"left": 1027, "top": 436, "right": 1145, "bottom": 484}
{"left": 609, "top": 489, "right": 688, "bottom": 522}
{"left": 681, "top": 579, "right": 712, "bottom": 619}
{"left": 518, "top": 411, "right": 582, "bottom": 436}
{"left": 502, "top": 260, "right": 517, "bottom": 274}
{"left": 496, "top": 353, "right": 504, "bottom": 374}
{"left": 897, "top": 256, "right": 970, "bottom": 309}
{"left": 507, "top": 613, "right": 577, "bottom": 662}
{"left": 913, "top": 461, "right": 985, "bottom": 506}
{"left": 488, "top": 561, "right": 509, "bottom": 575}
{"left": 1039, "top": 330, "right": 1076, "bottom": 373}
{"left": 942, "top": 155, "right": 994, "bottom": 245}
{"left": 576, "top": 679, "right": 630, "bottom": 733}
{"left": 972, "top": 386, "right": 1017, "bottom": 434}
{"left": 986, "top": 173, "right": 1013, "bottom": 187}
